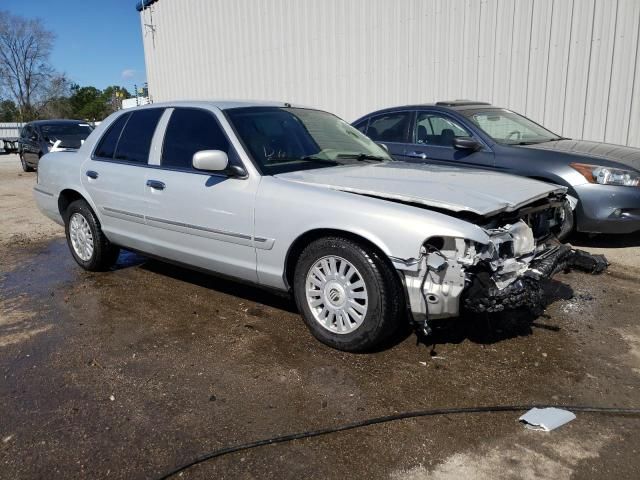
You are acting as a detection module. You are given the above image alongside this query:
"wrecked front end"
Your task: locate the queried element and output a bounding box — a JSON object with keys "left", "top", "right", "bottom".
{"left": 400, "top": 195, "right": 607, "bottom": 333}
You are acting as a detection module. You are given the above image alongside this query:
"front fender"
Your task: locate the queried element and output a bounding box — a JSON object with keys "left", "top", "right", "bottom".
{"left": 254, "top": 177, "right": 491, "bottom": 289}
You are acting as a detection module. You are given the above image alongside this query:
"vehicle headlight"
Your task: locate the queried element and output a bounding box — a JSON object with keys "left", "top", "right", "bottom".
{"left": 570, "top": 162, "right": 640, "bottom": 187}
{"left": 509, "top": 221, "right": 535, "bottom": 256}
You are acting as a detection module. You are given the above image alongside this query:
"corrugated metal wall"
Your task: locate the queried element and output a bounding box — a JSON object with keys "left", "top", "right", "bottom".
{"left": 140, "top": 0, "right": 640, "bottom": 147}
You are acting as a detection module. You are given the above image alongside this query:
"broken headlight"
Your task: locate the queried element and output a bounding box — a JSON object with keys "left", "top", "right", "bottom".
{"left": 485, "top": 220, "right": 536, "bottom": 259}
{"left": 571, "top": 162, "right": 640, "bottom": 187}
{"left": 509, "top": 220, "right": 535, "bottom": 256}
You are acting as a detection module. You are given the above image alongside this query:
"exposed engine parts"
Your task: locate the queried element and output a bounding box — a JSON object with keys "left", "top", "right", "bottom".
{"left": 399, "top": 215, "right": 608, "bottom": 337}
{"left": 463, "top": 246, "right": 608, "bottom": 314}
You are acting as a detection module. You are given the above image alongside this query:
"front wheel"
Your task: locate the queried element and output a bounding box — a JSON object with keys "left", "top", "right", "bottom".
{"left": 293, "top": 237, "right": 404, "bottom": 352}
{"left": 556, "top": 199, "right": 575, "bottom": 242}
{"left": 65, "top": 199, "right": 120, "bottom": 271}
{"left": 20, "top": 152, "right": 34, "bottom": 172}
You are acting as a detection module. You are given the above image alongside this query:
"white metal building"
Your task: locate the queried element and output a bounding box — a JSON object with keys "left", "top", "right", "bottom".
{"left": 138, "top": 0, "right": 640, "bottom": 147}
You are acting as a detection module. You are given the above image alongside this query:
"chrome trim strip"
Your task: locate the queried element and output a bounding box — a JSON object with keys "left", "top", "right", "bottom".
{"left": 103, "top": 206, "right": 145, "bottom": 219}
{"left": 33, "top": 187, "right": 54, "bottom": 197}
{"left": 146, "top": 215, "right": 252, "bottom": 240}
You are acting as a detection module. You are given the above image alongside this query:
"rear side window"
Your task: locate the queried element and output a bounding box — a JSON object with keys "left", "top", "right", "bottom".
{"left": 366, "top": 112, "right": 411, "bottom": 143}
{"left": 94, "top": 113, "right": 130, "bottom": 159}
{"left": 161, "top": 108, "right": 230, "bottom": 170}
{"left": 353, "top": 119, "right": 369, "bottom": 133}
{"left": 114, "top": 109, "right": 163, "bottom": 163}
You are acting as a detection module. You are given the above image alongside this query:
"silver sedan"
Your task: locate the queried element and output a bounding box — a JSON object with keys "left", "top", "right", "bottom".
{"left": 33, "top": 101, "right": 603, "bottom": 352}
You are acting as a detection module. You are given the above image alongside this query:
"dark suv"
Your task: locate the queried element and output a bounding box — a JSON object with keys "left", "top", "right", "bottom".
{"left": 353, "top": 101, "right": 640, "bottom": 236}
{"left": 19, "top": 120, "right": 93, "bottom": 172}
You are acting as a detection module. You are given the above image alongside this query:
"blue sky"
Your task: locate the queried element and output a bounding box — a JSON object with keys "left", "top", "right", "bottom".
{"left": 3, "top": 0, "right": 146, "bottom": 91}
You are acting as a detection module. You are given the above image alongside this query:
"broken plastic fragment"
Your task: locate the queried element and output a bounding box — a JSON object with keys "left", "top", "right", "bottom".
{"left": 519, "top": 407, "right": 576, "bottom": 431}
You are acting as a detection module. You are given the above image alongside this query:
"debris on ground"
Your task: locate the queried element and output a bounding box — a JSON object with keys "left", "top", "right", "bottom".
{"left": 519, "top": 407, "right": 576, "bottom": 431}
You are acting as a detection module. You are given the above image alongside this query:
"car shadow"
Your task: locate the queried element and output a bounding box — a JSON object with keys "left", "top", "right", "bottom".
{"left": 134, "top": 255, "right": 299, "bottom": 313}
{"left": 111, "top": 250, "right": 575, "bottom": 352}
{"left": 569, "top": 231, "right": 640, "bottom": 249}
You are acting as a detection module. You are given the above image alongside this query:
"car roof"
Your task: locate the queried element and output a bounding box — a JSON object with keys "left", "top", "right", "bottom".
{"left": 354, "top": 101, "right": 506, "bottom": 120}
{"left": 132, "top": 100, "right": 308, "bottom": 111}
{"left": 29, "top": 119, "right": 90, "bottom": 126}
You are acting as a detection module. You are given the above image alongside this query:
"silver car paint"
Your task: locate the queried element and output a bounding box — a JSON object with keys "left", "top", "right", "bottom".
{"left": 33, "top": 100, "right": 564, "bottom": 322}
{"left": 276, "top": 162, "right": 566, "bottom": 216}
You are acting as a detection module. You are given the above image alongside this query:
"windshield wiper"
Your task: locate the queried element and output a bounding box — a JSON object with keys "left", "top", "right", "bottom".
{"left": 335, "top": 153, "right": 386, "bottom": 162}
{"left": 300, "top": 155, "right": 338, "bottom": 163}
{"left": 516, "top": 137, "right": 568, "bottom": 145}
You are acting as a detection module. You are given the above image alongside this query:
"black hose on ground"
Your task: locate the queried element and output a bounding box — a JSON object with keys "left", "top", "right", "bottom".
{"left": 156, "top": 403, "right": 640, "bottom": 479}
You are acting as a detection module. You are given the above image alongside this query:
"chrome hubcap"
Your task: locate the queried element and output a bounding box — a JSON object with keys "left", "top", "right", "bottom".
{"left": 69, "top": 213, "right": 94, "bottom": 261}
{"left": 305, "top": 255, "right": 368, "bottom": 334}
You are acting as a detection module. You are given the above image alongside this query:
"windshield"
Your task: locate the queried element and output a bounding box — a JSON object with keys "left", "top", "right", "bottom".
{"left": 40, "top": 123, "right": 93, "bottom": 140}
{"left": 468, "top": 110, "right": 561, "bottom": 145}
{"left": 226, "top": 107, "right": 392, "bottom": 174}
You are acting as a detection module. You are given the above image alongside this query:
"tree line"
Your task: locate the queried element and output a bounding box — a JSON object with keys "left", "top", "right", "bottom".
{"left": 0, "top": 11, "right": 132, "bottom": 123}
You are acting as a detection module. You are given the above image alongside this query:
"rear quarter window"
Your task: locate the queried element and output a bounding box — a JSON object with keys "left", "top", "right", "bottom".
{"left": 94, "top": 114, "right": 130, "bottom": 159}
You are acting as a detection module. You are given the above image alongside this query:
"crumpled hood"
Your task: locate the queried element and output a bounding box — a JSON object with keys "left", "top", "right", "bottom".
{"left": 520, "top": 139, "right": 640, "bottom": 171}
{"left": 275, "top": 162, "right": 565, "bottom": 217}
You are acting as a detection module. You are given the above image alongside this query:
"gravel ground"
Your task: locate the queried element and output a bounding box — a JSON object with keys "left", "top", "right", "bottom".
{"left": 1, "top": 153, "right": 639, "bottom": 479}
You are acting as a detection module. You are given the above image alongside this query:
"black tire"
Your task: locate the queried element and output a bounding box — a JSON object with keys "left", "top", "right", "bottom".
{"left": 556, "top": 199, "right": 575, "bottom": 242}
{"left": 293, "top": 236, "right": 404, "bottom": 352}
{"left": 64, "top": 199, "right": 120, "bottom": 271}
{"left": 19, "top": 152, "right": 34, "bottom": 172}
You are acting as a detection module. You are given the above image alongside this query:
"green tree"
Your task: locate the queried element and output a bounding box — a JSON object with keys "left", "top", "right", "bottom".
{"left": 69, "top": 85, "right": 107, "bottom": 121}
{"left": 102, "top": 85, "right": 132, "bottom": 110}
{"left": 0, "top": 99, "right": 19, "bottom": 122}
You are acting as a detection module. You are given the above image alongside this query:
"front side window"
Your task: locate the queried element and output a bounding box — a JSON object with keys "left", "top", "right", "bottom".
{"left": 366, "top": 112, "right": 411, "bottom": 143}
{"left": 468, "top": 109, "right": 560, "bottom": 145}
{"left": 114, "top": 109, "right": 164, "bottom": 163}
{"left": 226, "top": 107, "right": 391, "bottom": 175}
{"left": 161, "top": 108, "right": 230, "bottom": 170}
{"left": 415, "top": 113, "right": 470, "bottom": 146}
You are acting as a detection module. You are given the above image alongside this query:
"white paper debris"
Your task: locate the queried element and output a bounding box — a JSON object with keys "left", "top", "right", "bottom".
{"left": 519, "top": 407, "right": 576, "bottom": 431}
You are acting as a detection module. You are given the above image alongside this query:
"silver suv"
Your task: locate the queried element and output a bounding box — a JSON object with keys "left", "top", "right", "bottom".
{"left": 33, "top": 101, "right": 602, "bottom": 352}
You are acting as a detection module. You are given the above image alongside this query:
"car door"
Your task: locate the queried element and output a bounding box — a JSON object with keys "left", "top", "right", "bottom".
{"left": 361, "top": 111, "right": 413, "bottom": 160}
{"left": 142, "top": 107, "right": 259, "bottom": 282}
{"left": 405, "top": 110, "right": 495, "bottom": 168}
{"left": 22, "top": 125, "right": 38, "bottom": 166}
{"left": 81, "top": 108, "right": 164, "bottom": 252}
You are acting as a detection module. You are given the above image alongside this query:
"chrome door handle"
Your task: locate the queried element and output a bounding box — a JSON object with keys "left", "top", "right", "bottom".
{"left": 406, "top": 151, "right": 428, "bottom": 160}
{"left": 146, "top": 180, "right": 166, "bottom": 190}
{"left": 86, "top": 170, "right": 98, "bottom": 179}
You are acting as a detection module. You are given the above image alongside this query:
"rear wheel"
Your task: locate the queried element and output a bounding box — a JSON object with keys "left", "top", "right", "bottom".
{"left": 64, "top": 199, "right": 120, "bottom": 271}
{"left": 293, "top": 236, "right": 404, "bottom": 352}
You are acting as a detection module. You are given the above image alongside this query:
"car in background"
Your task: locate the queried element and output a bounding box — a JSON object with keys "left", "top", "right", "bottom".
{"left": 353, "top": 101, "right": 640, "bottom": 237}
{"left": 32, "top": 101, "right": 607, "bottom": 352}
{"left": 19, "top": 119, "right": 94, "bottom": 172}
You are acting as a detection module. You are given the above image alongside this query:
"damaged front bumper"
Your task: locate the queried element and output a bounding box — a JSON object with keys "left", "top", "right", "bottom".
{"left": 399, "top": 221, "right": 608, "bottom": 328}
{"left": 463, "top": 245, "right": 607, "bottom": 313}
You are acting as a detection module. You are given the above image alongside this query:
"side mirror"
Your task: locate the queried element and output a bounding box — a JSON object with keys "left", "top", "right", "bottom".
{"left": 376, "top": 142, "right": 389, "bottom": 152}
{"left": 192, "top": 150, "right": 229, "bottom": 172}
{"left": 453, "top": 137, "right": 481, "bottom": 151}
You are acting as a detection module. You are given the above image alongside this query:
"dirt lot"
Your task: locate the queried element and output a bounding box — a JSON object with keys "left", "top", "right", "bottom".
{"left": 1, "top": 153, "right": 639, "bottom": 479}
